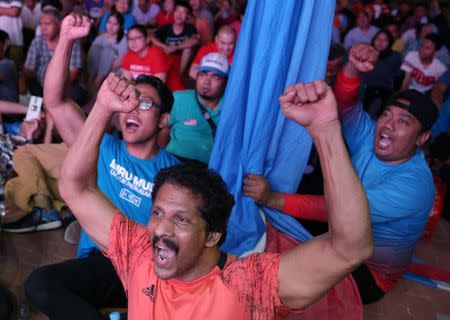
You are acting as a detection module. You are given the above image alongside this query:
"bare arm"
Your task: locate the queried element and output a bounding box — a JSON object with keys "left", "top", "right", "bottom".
{"left": 400, "top": 72, "right": 412, "bottom": 91}
{"left": 0, "top": 101, "right": 27, "bottom": 114}
{"left": 59, "top": 73, "right": 141, "bottom": 252}
{"left": 0, "top": 6, "right": 21, "bottom": 17}
{"left": 277, "top": 81, "right": 373, "bottom": 310}
{"left": 43, "top": 14, "right": 91, "bottom": 147}
{"left": 431, "top": 81, "right": 447, "bottom": 107}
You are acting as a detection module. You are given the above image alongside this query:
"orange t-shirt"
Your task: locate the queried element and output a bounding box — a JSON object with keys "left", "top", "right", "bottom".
{"left": 192, "top": 42, "right": 234, "bottom": 65}
{"left": 106, "top": 213, "right": 301, "bottom": 320}
{"left": 122, "top": 45, "right": 170, "bottom": 80}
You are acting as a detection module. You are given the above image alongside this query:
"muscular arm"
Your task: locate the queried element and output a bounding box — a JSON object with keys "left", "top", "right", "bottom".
{"left": 59, "top": 100, "right": 116, "bottom": 252}
{"left": 43, "top": 17, "right": 88, "bottom": 147}
{"left": 59, "top": 73, "right": 140, "bottom": 252}
{"left": 277, "top": 82, "right": 372, "bottom": 310}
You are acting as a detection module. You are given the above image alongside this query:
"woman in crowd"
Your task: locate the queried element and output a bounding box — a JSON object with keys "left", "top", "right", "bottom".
{"left": 87, "top": 12, "right": 128, "bottom": 94}
{"left": 362, "top": 29, "right": 402, "bottom": 117}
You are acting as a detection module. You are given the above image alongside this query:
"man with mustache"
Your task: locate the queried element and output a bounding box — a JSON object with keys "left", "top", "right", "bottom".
{"left": 56, "top": 61, "right": 373, "bottom": 318}
{"left": 24, "top": 13, "right": 179, "bottom": 318}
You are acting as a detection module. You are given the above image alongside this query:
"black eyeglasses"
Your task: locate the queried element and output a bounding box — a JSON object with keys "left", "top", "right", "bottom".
{"left": 138, "top": 96, "right": 161, "bottom": 111}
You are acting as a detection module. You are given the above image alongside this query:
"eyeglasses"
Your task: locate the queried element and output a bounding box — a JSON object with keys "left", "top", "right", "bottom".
{"left": 127, "top": 35, "right": 145, "bottom": 41}
{"left": 138, "top": 96, "right": 161, "bottom": 111}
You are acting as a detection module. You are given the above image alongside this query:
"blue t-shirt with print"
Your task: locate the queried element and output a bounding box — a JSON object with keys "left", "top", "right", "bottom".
{"left": 77, "top": 133, "right": 179, "bottom": 257}
{"left": 341, "top": 104, "right": 435, "bottom": 284}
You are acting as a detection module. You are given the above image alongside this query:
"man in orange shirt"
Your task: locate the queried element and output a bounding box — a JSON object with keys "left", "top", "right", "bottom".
{"left": 189, "top": 25, "right": 236, "bottom": 79}
{"left": 57, "top": 17, "right": 373, "bottom": 319}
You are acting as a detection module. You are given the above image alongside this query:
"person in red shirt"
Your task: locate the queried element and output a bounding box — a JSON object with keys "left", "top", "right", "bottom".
{"left": 57, "top": 18, "right": 373, "bottom": 318}
{"left": 154, "top": 0, "right": 175, "bottom": 27}
{"left": 189, "top": 25, "right": 236, "bottom": 79}
{"left": 122, "top": 24, "right": 170, "bottom": 82}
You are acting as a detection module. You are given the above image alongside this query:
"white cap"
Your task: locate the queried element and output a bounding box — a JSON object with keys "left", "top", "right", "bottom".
{"left": 198, "top": 53, "right": 230, "bottom": 77}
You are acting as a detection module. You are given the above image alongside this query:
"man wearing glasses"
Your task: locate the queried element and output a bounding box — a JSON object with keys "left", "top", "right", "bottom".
{"left": 24, "top": 13, "right": 179, "bottom": 318}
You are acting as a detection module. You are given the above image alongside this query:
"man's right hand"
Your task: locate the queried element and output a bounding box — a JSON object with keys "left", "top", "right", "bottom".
{"left": 96, "top": 73, "right": 140, "bottom": 115}
{"left": 60, "top": 13, "right": 92, "bottom": 41}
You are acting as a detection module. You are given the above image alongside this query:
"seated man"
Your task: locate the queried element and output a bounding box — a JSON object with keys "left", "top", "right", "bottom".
{"left": 188, "top": 25, "right": 236, "bottom": 79}
{"left": 400, "top": 33, "right": 447, "bottom": 94}
{"left": 151, "top": 0, "right": 199, "bottom": 91}
{"left": 159, "top": 52, "right": 228, "bottom": 164}
{"left": 244, "top": 44, "right": 438, "bottom": 304}
{"left": 24, "top": 14, "right": 179, "bottom": 318}
{"left": 20, "top": 8, "right": 85, "bottom": 106}
{"left": 58, "top": 72, "right": 373, "bottom": 318}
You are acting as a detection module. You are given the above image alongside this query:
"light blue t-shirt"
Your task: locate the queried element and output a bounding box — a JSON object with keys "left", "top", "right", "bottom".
{"left": 77, "top": 133, "right": 179, "bottom": 257}
{"left": 342, "top": 104, "right": 435, "bottom": 284}
{"left": 99, "top": 11, "right": 136, "bottom": 33}
{"left": 167, "top": 90, "right": 222, "bottom": 164}
{"left": 431, "top": 98, "right": 450, "bottom": 137}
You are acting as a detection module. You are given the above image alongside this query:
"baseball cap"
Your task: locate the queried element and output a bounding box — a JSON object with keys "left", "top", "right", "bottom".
{"left": 198, "top": 53, "right": 230, "bottom": 78}
{"left": 384, "top": 90, "right": 438, "bottom": 131}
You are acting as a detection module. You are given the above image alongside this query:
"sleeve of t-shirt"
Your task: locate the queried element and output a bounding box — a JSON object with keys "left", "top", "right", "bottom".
{"left": 401, "top": 52, "right": 414, "bottom": 73}
{"left": 222, "top": 253, "right": 303, "bottom": 318}
{"left": 105, "top": 212, "right": 149, "bottom": 292}
{"left": 150, "top": 46, "right": 171, "bottom": 73}
{"left": 343, "top": 29, "right": 354, "bottom": 49}
{"left": 282, "top": 194, "right": 327, "bottom": 222}
{"left": 185, "top": 24, "right": 198, "bottom": 36}
{"left": 24, "top": 37, "right": 38, "bottom": 69}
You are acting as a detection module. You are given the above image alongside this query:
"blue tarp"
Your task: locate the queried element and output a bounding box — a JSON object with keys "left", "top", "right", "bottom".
{"left": 210, "top": 0, "right": 335, "bottom": 256}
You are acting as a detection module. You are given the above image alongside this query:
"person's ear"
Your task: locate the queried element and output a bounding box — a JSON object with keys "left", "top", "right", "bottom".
{"left": 416, "top": 131, "right": 430, "bottom": 148}
{"left": 205, "top": 232, "right": 222, "bottom": 247}
{"left": 159, "top": 113, "right": 169, "bottom": 128}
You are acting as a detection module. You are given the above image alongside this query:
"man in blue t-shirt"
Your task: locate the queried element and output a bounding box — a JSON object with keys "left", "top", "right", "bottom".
{"left": 244, "top": 44, "right": 439, "bottom": 305}
{"left": 24, "top": 14, "right": 179, "bottom": 319}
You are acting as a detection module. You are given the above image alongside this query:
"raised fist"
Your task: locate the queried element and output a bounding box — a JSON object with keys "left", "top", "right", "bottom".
{"left": 348, "top": 43, "right": 379, "bottom": 73}
{"left": 96, "top": 73, "right": 140, "bottom": 114}
{"left": 60, "top": 13, "right": 92, "bottom": 41}
{"left": 280, "top": 80, "right": 338, "bottom": 132}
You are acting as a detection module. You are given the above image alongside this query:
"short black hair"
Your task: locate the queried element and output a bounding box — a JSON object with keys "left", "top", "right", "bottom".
{"left": 108, "top": 12, "right": 125, "bottom": 43}
{"left": 135, "top": 75, "right": 174, "bottom": 114}
{"left": 41, "top": 0, "right": 63, "bottom": 11}
{"left": 175, "top": 0, "right": 193, "bottom": 15}
{"left": 128, "top": 24, "right": 148, "bottom": 38}
{"left": 152, "top": 164, "right": 235, "bottom": 246}
{"left": 424, "top": 33, "right": 442, "bottom": 51}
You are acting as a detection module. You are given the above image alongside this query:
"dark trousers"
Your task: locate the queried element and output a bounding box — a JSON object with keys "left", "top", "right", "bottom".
{"left": 24, "top": 251, "right": 126, "bottom": 320}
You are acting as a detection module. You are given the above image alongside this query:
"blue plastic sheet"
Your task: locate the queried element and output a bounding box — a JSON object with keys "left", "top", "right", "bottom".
{"left": 210, "top": 0, "right": 335, "bottom": 255}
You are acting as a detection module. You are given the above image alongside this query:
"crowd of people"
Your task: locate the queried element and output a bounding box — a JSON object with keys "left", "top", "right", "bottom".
{"left": 0, "top": 0, "right": 449, "bottom": 319}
